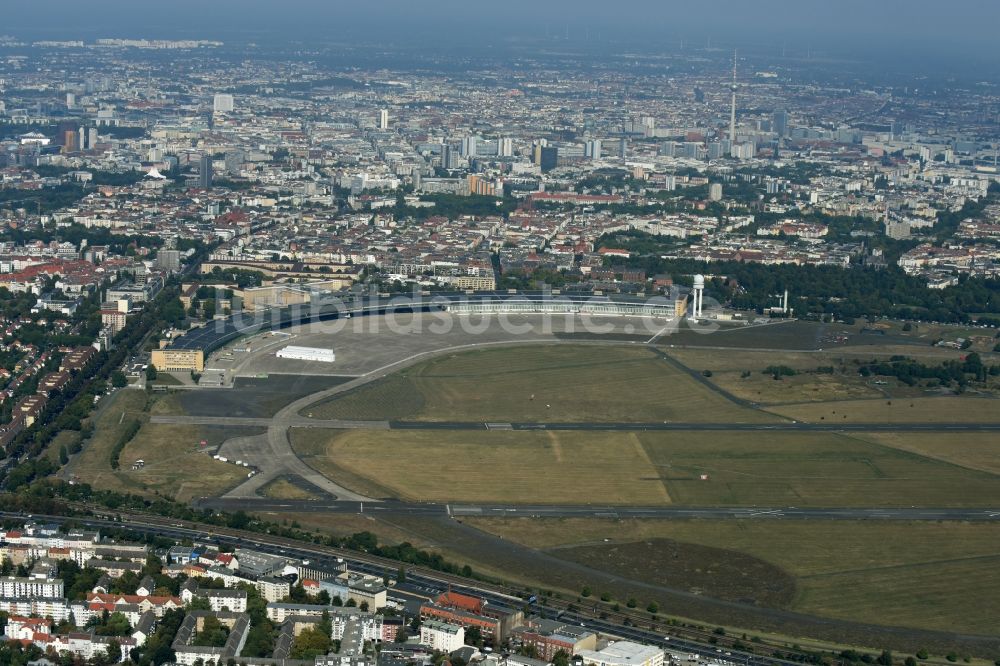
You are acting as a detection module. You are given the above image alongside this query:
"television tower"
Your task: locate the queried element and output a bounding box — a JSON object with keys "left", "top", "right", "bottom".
{"left": 729, "top": 49, "right": 738, "bottom": 144}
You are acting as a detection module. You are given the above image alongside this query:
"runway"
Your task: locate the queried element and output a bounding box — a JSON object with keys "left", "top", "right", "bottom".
{"left": 193, "top": 497, "right": 1000, "bottom": 521}
{"left": 151, "top": 414, "right": 1000, "bottom": 432}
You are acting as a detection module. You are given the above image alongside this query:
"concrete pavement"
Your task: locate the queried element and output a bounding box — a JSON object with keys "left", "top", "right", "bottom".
{"left": 192, "top": 496, "right": 1000, "bottom": 521}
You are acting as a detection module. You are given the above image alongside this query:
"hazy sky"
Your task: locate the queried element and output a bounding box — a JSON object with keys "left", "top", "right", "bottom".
{"left": 5, "top": 0, "right": 1000, "bottom": 66}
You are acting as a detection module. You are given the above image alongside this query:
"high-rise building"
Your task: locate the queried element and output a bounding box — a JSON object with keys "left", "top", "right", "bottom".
{"left": 584, "top": 139, "right": 602, "bottom": 161}
{"left": 730, "top": 142, "right": 755, "bottom": 160}
{"left": 377, "top": 109, "right": 389, "bottom": 130}
{"left": 88, "top": 128, "right": 98, "bottom": 150}
{"left": 708, "top": 183, "right": 723, "bottom": 201}
{"left": 63, "top": 130, "right": 78, "bottom": 153}
{"left": 498, "top": 137, "right": 513, "bottom": 157}
{"left": 66, "top": 92, "right": 76, "bottom": 109}
{"left": 199, "top": 155, "right": 213, "bottom": 189}
{"left": 441, "top": 144, "right": 456, "bottom": 170}
{"left": 773, "top": 110, "right": 788, "bottom": 138}
{"left": 539, "top": 146, "right": 558, "bottom": 173}
{"left": 213, "top": 94, "right": 235, "bottom": 114}
{"left": 225, "top": 151, "right": 245, "bottom": 175}
{"left": 461, "top": 136, "right": 478, "bottom": 158}
{"left": 78, "top": 128, "right": 87, "bottom": 152}
{"left": 618, "top": 138, "right": 627, "bottom": 159}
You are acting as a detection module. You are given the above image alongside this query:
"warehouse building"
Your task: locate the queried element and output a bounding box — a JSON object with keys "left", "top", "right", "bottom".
{"left": 276, "top": 345, "right": 335, "bottom": 362}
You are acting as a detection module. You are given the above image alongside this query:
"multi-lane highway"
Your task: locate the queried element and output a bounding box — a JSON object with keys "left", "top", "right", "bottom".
{"left": 0, "top": 510, "right": 800, "bottom": 666}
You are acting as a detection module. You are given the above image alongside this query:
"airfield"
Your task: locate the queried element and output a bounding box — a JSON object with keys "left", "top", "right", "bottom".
{"left": 66, "top": 309, "right": 1000, "bottom": 649}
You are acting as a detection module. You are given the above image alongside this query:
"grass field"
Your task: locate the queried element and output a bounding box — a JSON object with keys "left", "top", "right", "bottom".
{"left": 671, "top": 349, "right": 886, "bottom": 404}
{"left": 466, "top": 517, "right": 1000, "bottom": 635}
{"left": 855, "top": 432, "right": 1000, "bottom": 476}
{"left": 292, "top": 428, "right": 674, "bottom": 505}
{"left": 292, "top": 427, "right": 1000, "bottom": 507}
{"left": 552, "top": 538, "right": 796, "bottom": 608}
{"left": 770, "top": 396, "right": 1000, "bottom": 423}
{"left": 69, "top": 390, "right": 254, "bottom": 502}
{"left": 261, "top": 478, "right": 319, "bottom": 500}
{"left": 46, "top": 429, "right": 81, "bottom": 464}
{"left": 303, "top": 345, "right": 777, "bottom": 423}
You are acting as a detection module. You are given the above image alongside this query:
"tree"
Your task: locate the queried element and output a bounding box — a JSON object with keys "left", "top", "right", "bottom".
{"left": 105, "top": 639, "right": 122, "bottom": 664}
{"left": 646, "top": 602, "right": 659, "bottom": 614}
{"left": 111, "top": 370, "right": 128, "bottom": 388}
{"left": 290, "top": 625, "right": 332, "bottom": 659}
{"left": 553, "top": 650, "right": 571, "bottom": 666}
{"left": 397, "top": 566, "right": 407, "bottom": 584}
{"left": 916, "top": 649, "right": 929, "bottom": 660}
{"left": 146, "top": 365, "right": 157, "bottom": 381}
{"left": 465, "top": 626, "right": 483, "bottom": 648}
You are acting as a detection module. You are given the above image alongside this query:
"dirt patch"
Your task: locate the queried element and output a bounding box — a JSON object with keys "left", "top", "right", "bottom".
{"left": 551, "top": 538, "right": 795, "bottom": 608}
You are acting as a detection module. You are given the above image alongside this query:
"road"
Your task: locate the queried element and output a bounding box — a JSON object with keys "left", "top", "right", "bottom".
{"left": 192, "top": 497, "right": 1000, "bottom": 521}
{"left": 152, "top": 414, "right": 1000, "bottom": 433}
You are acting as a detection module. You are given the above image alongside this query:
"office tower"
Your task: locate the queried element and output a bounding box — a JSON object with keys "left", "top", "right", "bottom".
{"left": 88, "top": 128, "right": 98, "bottom": 150}
{"left": 707, "top": 142, "right": 724, "bottom": 160}
{"left": 618, "top": 138, "right": 627, "bottom": 159}
{"left": 199, "top": 154, "right": 213, "bottom": 189}
{"left": 773, "top": 109, "right": 788, "bottom": 138}
{"left": 498, "top": 137, "right": 513, "bottom": 157}
{"left": 539, "top": 146, "right": 558, "bottom": 173}
{"left": 213, "top": 94, "right": 235, "bottom": 113}
{"left": 66, "top": 92, "right": 76, "bottom": 109}
{"left": 377, "top": 109, "right": 389, "bottom": 130}
{"left": 63, "top": 130, "right": 78, "bottom": 153}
